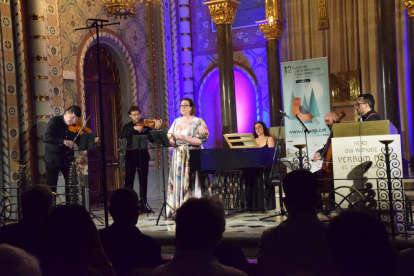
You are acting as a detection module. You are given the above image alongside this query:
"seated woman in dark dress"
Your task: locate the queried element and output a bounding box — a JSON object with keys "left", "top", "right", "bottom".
{"left": 254, "top": 121, "right": 275, "bottom": 148}
{"left": 244, "top": 122, "right": 276, "bottom": 210}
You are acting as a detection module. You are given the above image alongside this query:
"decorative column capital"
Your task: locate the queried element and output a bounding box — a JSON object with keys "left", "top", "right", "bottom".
{"left": 256, "top": 0, "right": 284, "bottom": 40}
{"left": 204, "top": 0, "right": 241, "bottom": 25}
{"left": 404, "top": 0, "right": 414, "bottom": 18}
{"left": 258, "top": 19, "right": 284, "bottom": 40}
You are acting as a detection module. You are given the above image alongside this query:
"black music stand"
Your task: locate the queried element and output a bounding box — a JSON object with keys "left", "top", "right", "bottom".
{"left": 150, "top": 130, "right": 175, "bottom": 225}
{"left": 70, "top": 134, "right": 104, "bottom": 224}
{"left": 130, "top": 135, "right": 155, "bottom": 216}
{"left": 260, "top": 117, "right": 287, "bottom": 220}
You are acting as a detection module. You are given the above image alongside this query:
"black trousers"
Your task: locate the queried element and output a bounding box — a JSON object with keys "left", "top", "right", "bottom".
{"left": 45, "top": 160, "right": 71, "bottom": 193}
{"left": 125, "top": 155, "right": 149, "bottom": 202}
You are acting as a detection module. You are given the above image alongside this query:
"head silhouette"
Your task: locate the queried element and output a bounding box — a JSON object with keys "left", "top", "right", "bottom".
{"left": 327, "top": 210, "right": 398, "bottom": 276}
{"left": 109, "top": 188, "right": 140, "bottom": 224}
{"left": 41, "top": 204, "right": 103, "bottom": 271}
{"left": 175, "top": 197, "right": 226, "bottom": 251}
{"left": 0, "top": 244, "right": 41, "bottom": 276}
{"left": 21, "top": 184, "right": 53, "bottom": 220}
{"left": 282, "top": 170, "right": 320, "bottom": 213}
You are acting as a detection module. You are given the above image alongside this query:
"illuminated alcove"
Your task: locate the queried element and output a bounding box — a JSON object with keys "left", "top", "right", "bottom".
{"left": 198, "top": 65, "right": 258, "bottom": 149}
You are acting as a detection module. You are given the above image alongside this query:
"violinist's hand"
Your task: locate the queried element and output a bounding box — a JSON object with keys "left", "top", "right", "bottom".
{"left": 134, "top": 125, "right": 143, "bottom": 132}
{"left": 94, "top": 137, "right": 100, "bottom": 143}
{"left": 313, "top": 152, "right": 321, "bottom": 162}
{"left": 169, "top": 138, "right": 176, "bottom": 146}
{"left": 154, "top": 119, "right": 162, "bottom": 130}
{"left": 63, "top": 140, "right": 75, "bottom": 149}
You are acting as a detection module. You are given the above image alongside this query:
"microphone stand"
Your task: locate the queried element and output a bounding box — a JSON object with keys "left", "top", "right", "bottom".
{"left": 260, "top": 115, "right": 287, "bottom": 221}
{"left": 75, "top": 19, "right": 120, "bottom": 227}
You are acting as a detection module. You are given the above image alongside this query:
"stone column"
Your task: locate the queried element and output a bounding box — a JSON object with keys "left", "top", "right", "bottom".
{"left": 404, "top": 1, "right": 414, "bottom": 155}
{"left": 377, "top": 0, "right": 401, "bottom": 131}
{"left": 257, "top": 0, "right": 284, "bottom": 127}
{"left": 205, "top": 0, "right": 240, "bottom": 144}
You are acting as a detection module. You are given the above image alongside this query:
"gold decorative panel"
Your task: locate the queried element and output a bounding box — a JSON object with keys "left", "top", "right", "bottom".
{"left": 318, "top": 0, "right": 329, "bottom": 30}
{"left": 330, "top": 70, "right": 361, "bottom": 104}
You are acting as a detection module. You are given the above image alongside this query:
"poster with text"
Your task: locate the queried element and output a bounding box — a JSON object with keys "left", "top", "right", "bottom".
{"left": 281, "top": 58, "right": 331, "bottom": 169}
{"left": 281, "top": 57, "right": 330, "bottom": 139}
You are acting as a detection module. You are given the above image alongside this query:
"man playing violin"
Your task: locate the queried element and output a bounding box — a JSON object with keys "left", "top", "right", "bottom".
{"left": 43, "top": 105, "right": 82, "bottom": 193}
{"left": 120, "top": 106, "right": 162, "bottom": 212}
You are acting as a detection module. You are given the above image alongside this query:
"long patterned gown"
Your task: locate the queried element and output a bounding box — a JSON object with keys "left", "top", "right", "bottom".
{"left": 166, "top": 117, "right": 209, "bottom": 219}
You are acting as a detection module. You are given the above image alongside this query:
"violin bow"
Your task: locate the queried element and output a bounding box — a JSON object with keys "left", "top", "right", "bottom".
{"left": 73, "top": 115, "right": 91, "bottom": 141}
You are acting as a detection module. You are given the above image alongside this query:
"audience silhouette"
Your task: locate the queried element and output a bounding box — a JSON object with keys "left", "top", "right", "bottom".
{"left": 327, "top": 210, "right": 399, "bottom": 276}
{"left": 258, "top": 169, "right": 335, "bottom": 276}
{"left": 212, "top": 241, "right": 250, "bottom": 275}
{"left": 2, "top": 177, "right": 406, "bottom": 276}
{"left": 0, "top": 244, "right": 41, "bottom": 276}
{"left": 154, "top": 197, "right": 247, "bottom": 276}
{"left": 0, "top": 184, "right": 53, "bottom": 255}
{"left": 99, "top": 188, "right": 163, "bottom": 276}
{"left": 38, "top": 204, "right": 114, "bottom": 276}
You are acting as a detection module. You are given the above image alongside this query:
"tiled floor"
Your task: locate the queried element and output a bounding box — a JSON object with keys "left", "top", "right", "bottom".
{"left": 91, "top": 196, "right": 287, "bottom": 235}
{"left": 90, "top": 195, "right": 414, "bottom": 241}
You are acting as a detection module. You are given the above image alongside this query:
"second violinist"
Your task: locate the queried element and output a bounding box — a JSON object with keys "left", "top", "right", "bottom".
{"left": 119, "top": 105, "right": 162, "bottom": 213}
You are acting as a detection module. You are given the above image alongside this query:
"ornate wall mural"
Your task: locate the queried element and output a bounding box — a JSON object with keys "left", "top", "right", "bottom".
{"left": 193, "top": 0, "right": 266, "bottom": 54}
{"left": 59, "top": 0, "right": 153, "bottom": 118}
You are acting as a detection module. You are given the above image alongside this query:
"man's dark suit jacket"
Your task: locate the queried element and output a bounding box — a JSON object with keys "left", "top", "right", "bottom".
{"left": 119, "top": 120, "right": 155, "bottom": 161}
{"left": 43, "top": 115, "right": 78, "bottom": 164}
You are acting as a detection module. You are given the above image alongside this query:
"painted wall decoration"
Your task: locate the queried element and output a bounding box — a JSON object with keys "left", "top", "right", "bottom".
{"left": 210, "top": 0, "right": 265, "bottom": 31}
{"left": 193, "top": 0, "right": 266, "bottom": 54}
{"left": 59, "top": 0, "right": 153, "bottom": 117}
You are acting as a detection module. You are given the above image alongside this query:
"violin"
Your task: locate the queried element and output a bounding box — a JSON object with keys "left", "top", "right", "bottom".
{"left": 68, "top": 120, "right": 92, "bottom": 135}
{"left": 136, "top": 118, "right": 168, "bottom": 128}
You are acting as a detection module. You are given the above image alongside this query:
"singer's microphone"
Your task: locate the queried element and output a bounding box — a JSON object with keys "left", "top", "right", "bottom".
{"left": 277, "top": 109, "right": 290, "bottom": 119}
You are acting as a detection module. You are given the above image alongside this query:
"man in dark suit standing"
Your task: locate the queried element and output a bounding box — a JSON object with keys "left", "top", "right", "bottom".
{"left": 356, "top": 94, "right": 381, "bottom": 122}
{"left": 43, "top": 105, "right": 82, "bottom": 192}
{"left": 120, "top": 106, "right": 162, "bottom": 210}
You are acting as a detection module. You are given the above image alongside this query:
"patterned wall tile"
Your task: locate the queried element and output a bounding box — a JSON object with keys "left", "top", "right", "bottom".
{"left": 6, "top": 83, "right": 15, "bottom": 95}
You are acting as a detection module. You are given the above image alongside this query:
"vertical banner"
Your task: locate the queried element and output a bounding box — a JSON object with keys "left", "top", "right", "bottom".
{"left": 281, "top": 57, "right": 330, "bottom": 172}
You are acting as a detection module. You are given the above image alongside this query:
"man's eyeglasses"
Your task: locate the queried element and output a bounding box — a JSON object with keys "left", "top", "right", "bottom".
{"left": 180, "top": 105, "right": 190, "bottom": 107}
{"left": 356, "top": 102, "right": 366, "bottom": 106}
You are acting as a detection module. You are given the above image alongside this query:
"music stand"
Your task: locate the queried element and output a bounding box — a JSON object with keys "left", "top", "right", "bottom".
{"left": 70, "top": 133, "right": 104, "bottom": 224}
{"left": 150, "top": 130, "right": 175, "bottom": 225}
{"left": 130, "top": 135, "right": 155, "bottom": 216}
{"left": 260, "top": 117, "right": 287, "bottom": 221}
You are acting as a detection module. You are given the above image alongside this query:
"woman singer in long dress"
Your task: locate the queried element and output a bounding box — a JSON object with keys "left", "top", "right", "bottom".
{"left": 166, "top": 98, "right": 209, "bottom": 219}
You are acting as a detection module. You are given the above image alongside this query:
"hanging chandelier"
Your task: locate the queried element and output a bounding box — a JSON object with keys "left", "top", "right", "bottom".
{"left": 89, "top": 0, "right": 149, "bottom": 19}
